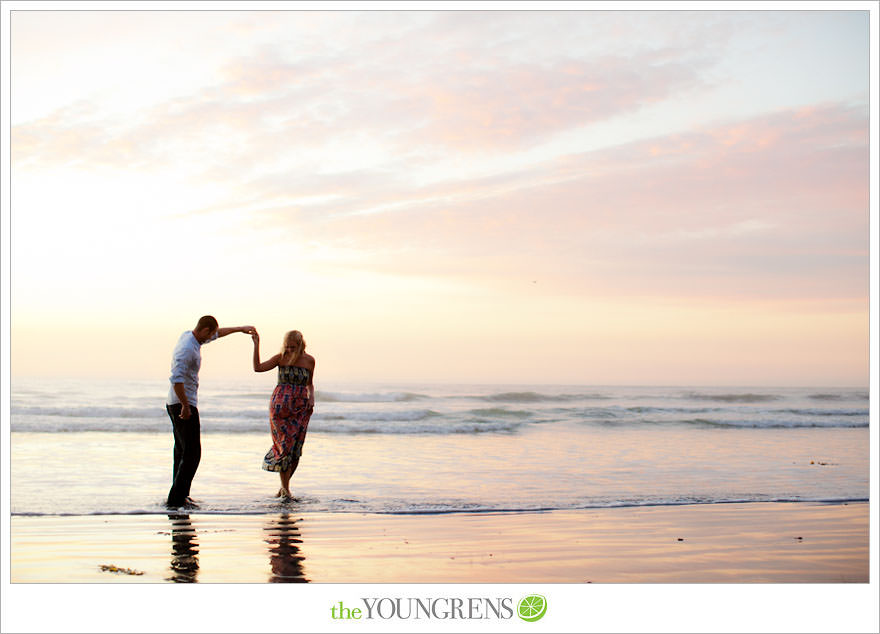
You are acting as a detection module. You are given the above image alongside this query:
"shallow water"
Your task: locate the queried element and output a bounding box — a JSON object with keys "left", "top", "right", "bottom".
{"left": 9, "top": 379, "right": 868, "bottom": 516}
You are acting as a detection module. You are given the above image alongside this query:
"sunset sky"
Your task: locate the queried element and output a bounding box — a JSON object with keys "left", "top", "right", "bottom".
{"left": 6, "top": 5, "right": 875, "bottom": 386}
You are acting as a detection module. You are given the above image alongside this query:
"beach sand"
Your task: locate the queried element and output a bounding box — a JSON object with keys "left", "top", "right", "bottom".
{"left": 10, "top": 501, "right": 868, "bottom": 583}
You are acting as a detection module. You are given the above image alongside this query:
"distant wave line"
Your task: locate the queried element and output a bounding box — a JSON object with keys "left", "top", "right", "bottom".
{"left": 681, "top": 392, "right": 781, "bottom": 403}
{"left": 317, "top": 391, "right": 429, "bottom": 403}
{"left": 583, "top": 417, "right": 868, "bottom": 429}
{"left": 11, "top": 420, "right": 866, "bottom": 434}
{"left": 809, "top": 393, "right": 869, "bottom": 401}
{"left": 9, "top": 417, "right": 526, "bottom": 435}
{"left": 472, "top": 391, "right": 613, "bottom": 403}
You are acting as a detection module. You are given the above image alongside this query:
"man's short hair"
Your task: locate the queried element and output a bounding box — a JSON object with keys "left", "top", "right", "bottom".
{"left": 196, "top": 315, "right": 219, "bottom": 332}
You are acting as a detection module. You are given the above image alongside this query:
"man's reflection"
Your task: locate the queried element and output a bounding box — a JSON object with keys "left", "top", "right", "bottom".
{"left": 264, "top": 513, "right": 308, "bottom": 582}
{"left": 166, "top": 514, "right": 199, "bottom": 583}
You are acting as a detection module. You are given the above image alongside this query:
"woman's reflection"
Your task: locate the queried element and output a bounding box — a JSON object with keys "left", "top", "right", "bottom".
{"left": 264, "top": 513, "right": 308, "bottom": 582}
{"left": 166, "top": 514, "right": 199, "bottom": 583}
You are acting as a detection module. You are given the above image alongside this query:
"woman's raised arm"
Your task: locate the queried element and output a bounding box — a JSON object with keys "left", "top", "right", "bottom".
{"left": 252, "top": 331, "right": 281, "bottom": 373}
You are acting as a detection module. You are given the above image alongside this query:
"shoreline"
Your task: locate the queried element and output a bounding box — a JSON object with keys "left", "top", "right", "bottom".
{"left": 9, "top": 496, "right": 872, "bottom": 517}
{"left": 10, "top": 500, "right": 869, "bottom": 583}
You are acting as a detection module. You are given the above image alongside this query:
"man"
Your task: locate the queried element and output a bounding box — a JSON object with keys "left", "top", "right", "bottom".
{"left": 166, "top": 315, "right": 254, "bottom": 508}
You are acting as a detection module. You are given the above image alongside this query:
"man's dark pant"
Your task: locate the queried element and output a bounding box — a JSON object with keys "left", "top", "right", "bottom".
{"left": 166, "top": 403, "right": 201, "bottom": 507}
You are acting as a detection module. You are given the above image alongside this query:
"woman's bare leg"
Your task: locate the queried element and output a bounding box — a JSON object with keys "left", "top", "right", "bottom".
{"left": 278, "top": 454, "right": 301, "bottom": 498}
{"left": 279, "top": 469, "right": 292, "bottom": 498}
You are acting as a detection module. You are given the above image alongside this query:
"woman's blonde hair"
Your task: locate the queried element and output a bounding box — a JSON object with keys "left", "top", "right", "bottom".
{"left": 280, "top": 330, "right": 306, "bottom": 364}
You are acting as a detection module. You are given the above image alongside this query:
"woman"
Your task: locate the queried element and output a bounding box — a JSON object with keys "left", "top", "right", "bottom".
{"left": 252, "top": 329, "right": 316, "bottom": 499}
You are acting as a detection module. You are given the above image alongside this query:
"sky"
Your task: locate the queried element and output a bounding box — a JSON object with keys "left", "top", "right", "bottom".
{"left": 5, "top": 4, "right": 875, "bottom": 386}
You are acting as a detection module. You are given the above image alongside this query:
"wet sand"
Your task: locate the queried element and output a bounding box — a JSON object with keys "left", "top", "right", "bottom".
{"left": 10, "top": 501, "right": 868, "bottom": 583}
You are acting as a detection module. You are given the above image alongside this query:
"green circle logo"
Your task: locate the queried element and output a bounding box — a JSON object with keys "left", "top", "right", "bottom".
{"left": 517, "top": 595, "right": 547, "bottom": 622}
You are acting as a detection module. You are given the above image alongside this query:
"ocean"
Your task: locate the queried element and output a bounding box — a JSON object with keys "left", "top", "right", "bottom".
{"left": 9, "top": 378, "right": 869, "bottom": 517}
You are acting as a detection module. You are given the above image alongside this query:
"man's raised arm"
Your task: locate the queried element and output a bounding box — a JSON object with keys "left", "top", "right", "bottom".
{"left": 216, "top": 325, "right": 256, "bottom": 338}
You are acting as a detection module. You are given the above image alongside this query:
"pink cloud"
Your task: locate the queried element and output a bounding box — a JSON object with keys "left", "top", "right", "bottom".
{"left": 278, "top": 104, "right": 869, "bottom": 302}
{"left": 389, "top": 51, "right": 708, "bottom": 152}
{"left": 12, "top": 32, "right": 716, "bottom": 172}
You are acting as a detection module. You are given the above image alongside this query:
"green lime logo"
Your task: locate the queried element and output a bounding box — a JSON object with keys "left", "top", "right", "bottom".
{"left": 517, "top": 594, "right": 547, "bottom": 622}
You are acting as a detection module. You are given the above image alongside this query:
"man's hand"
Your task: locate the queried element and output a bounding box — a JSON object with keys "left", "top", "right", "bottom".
{"left": 172, "top": 383, "right": 191, "bottom": 419}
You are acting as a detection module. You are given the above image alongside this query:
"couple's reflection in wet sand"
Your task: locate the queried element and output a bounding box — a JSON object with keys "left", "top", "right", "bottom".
{"left": 166, "top": 514, "right": 200, "bottom": 582}
{"left": 263, "top": 513, "right": 309, "bottom": 583}
{"left": 165, "top": 512, "right": 308, "bottom": 582}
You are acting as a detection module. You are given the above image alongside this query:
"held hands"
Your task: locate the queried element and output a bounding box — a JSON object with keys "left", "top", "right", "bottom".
{"left": 251, "top": 329, "right": 260, "bottom": 345}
